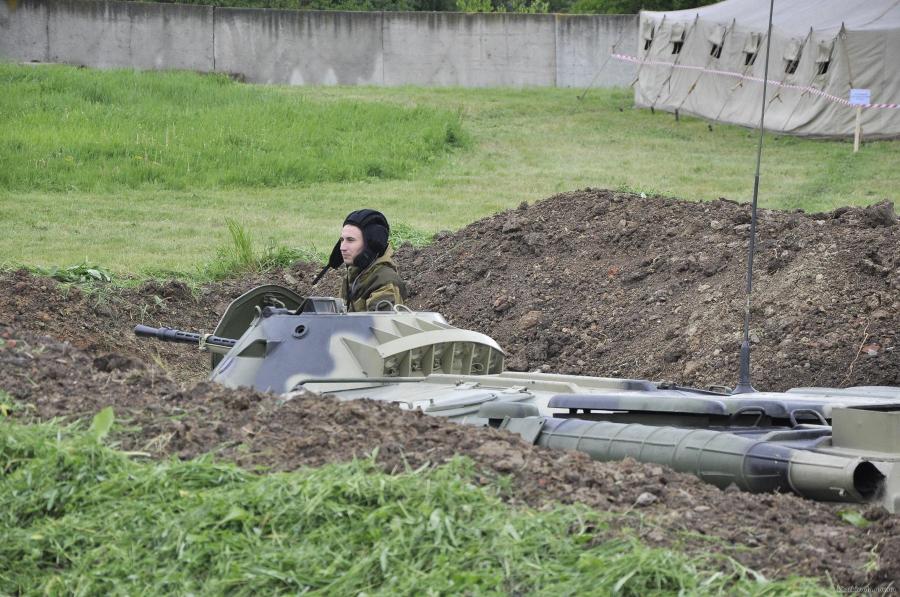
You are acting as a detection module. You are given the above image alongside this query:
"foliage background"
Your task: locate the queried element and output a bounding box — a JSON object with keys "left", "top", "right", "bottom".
{"left": 144, "top": 0, "right": 714, "bottom": 14}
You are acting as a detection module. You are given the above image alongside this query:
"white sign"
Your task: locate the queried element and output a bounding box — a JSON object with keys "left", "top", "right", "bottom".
{"left": 850, "top": 88, "right": 871, "bottom": 106}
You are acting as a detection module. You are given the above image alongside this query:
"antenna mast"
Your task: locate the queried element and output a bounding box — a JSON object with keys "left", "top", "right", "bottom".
{"left": 732, "top": 0, "right": 775, "bottom": 395}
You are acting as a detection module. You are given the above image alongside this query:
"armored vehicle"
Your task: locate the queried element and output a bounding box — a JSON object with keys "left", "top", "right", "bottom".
{"left": 136, "top": 285, "right": 900, "bottom": 512}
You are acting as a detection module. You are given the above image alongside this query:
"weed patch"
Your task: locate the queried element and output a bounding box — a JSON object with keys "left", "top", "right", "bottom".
{"left": 25, "top": 262, "right": 113, "bottom": 285}
{"left": 0, "top": 390, "right": 18, "bottom": 417}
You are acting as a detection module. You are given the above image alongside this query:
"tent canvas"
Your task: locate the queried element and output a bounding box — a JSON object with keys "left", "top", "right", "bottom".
{"left": 632, "top": 0, "right": 900, "bottom": 138}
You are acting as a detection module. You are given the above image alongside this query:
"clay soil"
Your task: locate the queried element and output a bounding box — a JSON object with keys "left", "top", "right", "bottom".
{"left": 1, "top": 189, "right": 899, "bottom": 588}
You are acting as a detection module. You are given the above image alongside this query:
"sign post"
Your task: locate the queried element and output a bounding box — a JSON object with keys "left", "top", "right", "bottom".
{"left": 849, "top": 89, "right": 871, "bottom": 153}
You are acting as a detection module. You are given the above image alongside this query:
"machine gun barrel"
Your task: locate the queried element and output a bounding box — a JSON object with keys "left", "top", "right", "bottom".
{"left": 133, "top": 325, "right": 237, "bottom": 350}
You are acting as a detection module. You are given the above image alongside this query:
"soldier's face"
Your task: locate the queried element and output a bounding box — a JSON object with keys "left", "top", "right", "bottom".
{"left": 340, "top": 225, "right": 365, "bottom": 265}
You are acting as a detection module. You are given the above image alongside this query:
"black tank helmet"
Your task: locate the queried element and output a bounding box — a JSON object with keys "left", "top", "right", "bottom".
{"left": 312, "top": 209, "right": 390, "bottom": 285}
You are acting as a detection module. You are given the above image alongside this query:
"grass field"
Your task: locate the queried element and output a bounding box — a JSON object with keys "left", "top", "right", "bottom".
{"left": 0, "top": 416, "right": 833, "bottom": 595}
{"left": 0, "top": 66, "right": 466, "bottom": 191}
{"left": 1, "top": 63, "right": 899, "bottom": 276}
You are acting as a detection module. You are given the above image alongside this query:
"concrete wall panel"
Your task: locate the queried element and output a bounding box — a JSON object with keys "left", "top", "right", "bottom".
{"left": 215, "top": 9, "right": 383, "bottom": 85}
{"left": 555, "top": 14, "right": 637, "bottom": 88}
{"left": 384, "top": 12, "right": 557, "bottom": 87}
{"left": 0, "top": 1, "right": 638, "bottom": 88}
{"left": 0, "top": 0, "right": 49, "bottom": 63}
{"left": 46, "top": 1, "right": 213, "bottom": 72}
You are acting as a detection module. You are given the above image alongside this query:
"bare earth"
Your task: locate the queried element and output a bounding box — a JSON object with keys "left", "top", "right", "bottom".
{"left": 1, "top": 190, "right": 898, "bottom": 587}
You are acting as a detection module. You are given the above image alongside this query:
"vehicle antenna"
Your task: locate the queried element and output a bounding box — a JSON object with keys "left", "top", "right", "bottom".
{"left": 732, "top": 0, "right": 775, "bottom": 395}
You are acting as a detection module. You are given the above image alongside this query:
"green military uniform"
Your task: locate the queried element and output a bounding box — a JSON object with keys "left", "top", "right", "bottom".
{"left": 340, "top": 246, "right": 406, "bottom": 312}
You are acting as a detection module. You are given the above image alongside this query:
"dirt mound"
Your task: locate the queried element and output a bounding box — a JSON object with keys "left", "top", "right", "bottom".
{"left": 1, "top": 324, "right": 898, "bottom": 586}
{"left": 0, "top": 263, "right": 322, "bottom": 384}
{"left": 1, "top": 190, "right": 899, "bottom": 586}
{"left": 403, "top": 190, "right": 898, "bottom": 391}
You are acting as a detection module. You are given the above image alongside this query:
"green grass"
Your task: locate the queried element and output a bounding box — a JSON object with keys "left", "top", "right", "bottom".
{"left": 23, "top": 262, "right": 113, "bottom": 284}
{"left": 0, "top": 64, "right": 465, "bottom": 191}
{"left": 202, "top": 218, "right": 320, "bottom": 280}
{"left": 1, "top": 63, "right": 898, "bottom": 276}
{"left": 0, "top": 416, "right": 835, "bottom": 595}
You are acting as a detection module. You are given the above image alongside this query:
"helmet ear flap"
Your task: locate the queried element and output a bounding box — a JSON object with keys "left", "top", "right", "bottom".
{"left": 353, "top": 248, "right": 376, "bottom": 271}
{"left": 327, "top": 240, "right": 343, "bottom": 269}
{"left": 364, "top": 224, "right": 389, "bottom": 260}
{"left": 313, "top": 240, "right": 345, "bottom": 286}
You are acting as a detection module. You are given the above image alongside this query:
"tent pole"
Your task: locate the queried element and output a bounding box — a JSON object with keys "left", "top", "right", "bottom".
{"left": 780, "top": 28, "right": 817, "bottom": 132}
{"left": 650, "top": 15, "right": 691, "bottom": 110}
{"left": 578, "top": 27, "right": 628, "bottom": 102}
{"left": 732, "top": 0, "right": 775, "bottom": 395}
{"left": 837, "top": 24, "right": 855, "bottom": 88}
{"left": 711, "top": 20, "right": 747, "bottom": 124}
{"left": 626, "top": 15, "right": 669, "bottom": 98}
{"left": 675, "top": 19, "right": 736, "bottom": 112}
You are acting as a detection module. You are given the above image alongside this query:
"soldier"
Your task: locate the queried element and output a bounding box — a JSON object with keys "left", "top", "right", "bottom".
{"left": 312, "top": 209, "right": 407, "bottom": 312}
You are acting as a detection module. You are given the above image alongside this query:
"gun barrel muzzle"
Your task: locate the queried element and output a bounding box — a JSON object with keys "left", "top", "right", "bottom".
{"left": 133, "top": 325, "right": 236, "bottom": 348}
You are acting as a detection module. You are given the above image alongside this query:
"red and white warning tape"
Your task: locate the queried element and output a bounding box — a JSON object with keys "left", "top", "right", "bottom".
{"left": 612, "top": 53, "right": 900, "bottom": 110}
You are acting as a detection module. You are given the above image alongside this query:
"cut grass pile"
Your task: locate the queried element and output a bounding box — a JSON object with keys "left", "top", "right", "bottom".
{"left": 0, "top": 414, "right": 833, "bottom": 595}
{"left": 0, "top": 64, "right": 466, "bottom": 191}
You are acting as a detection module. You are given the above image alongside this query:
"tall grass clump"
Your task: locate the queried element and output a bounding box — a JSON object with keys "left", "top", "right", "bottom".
{"left": 0, "top": 64, "right": 467, "bottom": 192}
{"left": 222, "top": 217, "right": 256, "bottom": 272}
{"left": 0, "top": 416, "right": 834, "bottom": 595}
{"left": 202, "top": 218, "right": 316, "bottom": 279}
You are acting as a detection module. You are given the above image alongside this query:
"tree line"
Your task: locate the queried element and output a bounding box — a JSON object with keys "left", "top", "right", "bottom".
{"left": 147, "top": 0, "right": 713, "bottom": 15}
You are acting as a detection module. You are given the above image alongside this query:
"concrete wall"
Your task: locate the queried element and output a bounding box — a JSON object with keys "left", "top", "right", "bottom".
{"left": 216, "top": 9, "right": 384, "bottom": 85}
{"left": 383, "top": 12, "right": 558, "bottom": 87}
{"left": 555, "top": 14, "right": 635, "bottom": 87}
{"left": 0, "top": 1, "right": 49, "bottom": 62}
{"left": 0, "top": 0, "right": 637, "bottom": 88}
{"left": 1, "top": 0, "right": 214, "bottom": 71}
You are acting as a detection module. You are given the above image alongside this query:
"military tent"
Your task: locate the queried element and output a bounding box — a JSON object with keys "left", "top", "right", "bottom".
{"left": 628, "top": 0, "right": 900, "bottom": 137}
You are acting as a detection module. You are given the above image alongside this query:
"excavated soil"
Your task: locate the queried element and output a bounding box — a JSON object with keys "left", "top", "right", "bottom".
{"left": 405, "top": 191, "right": 899, "bottom": 390}
{"left": 1, "top": 189, "right": 899, "bottom": 588}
